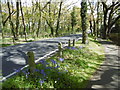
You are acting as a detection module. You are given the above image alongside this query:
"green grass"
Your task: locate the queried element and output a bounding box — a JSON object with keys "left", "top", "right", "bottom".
{"left": 1, "top": 32, "right": 81, "bottom": 48}
{"left": 0, "top": 35, "right": 53, "bottom": 47}
{"left": 2, "top": 38, "right": 105, "bottom": 89}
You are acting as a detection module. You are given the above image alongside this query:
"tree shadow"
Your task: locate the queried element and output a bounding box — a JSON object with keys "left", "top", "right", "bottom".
{"left": 98, "top": 40, "right": 114, "bottom": 45}
{"left": 1, "top": 42, "right": 58, "bottom": 77}
{"left": 86, "top": 68, "right": 120, "bottom": 89}
{"left": 0, "top": 44, "right": 12, "bottom": 47}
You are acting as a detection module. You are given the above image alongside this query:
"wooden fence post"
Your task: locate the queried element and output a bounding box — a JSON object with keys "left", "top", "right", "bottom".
{"left": 73, "top": 39, "right": 75, "bottom": 46}
{"left": 27, "top": 51, "right": 36, "bottom": 74}
{"left": 68, "top": 39, "right": 71, "bottom": 47}
{"left": 58, "top": 42, "right": 62, "bottom": 57}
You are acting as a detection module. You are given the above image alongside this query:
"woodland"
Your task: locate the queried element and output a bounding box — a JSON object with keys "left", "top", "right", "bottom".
{"left": 0, "top": 0, "right": 119, "bottom": 45}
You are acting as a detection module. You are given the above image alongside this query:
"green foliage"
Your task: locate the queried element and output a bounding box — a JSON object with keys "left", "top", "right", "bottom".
{"left": 71, "top": 7, "right": 77, "bottom": 28}
{"left": 1, "top": 1, "right": 83, "bottom": 44}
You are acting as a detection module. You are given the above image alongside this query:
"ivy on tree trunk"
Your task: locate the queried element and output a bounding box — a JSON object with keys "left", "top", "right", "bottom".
{"left": 81, "top": 0, "right": 88, "bottom": 44}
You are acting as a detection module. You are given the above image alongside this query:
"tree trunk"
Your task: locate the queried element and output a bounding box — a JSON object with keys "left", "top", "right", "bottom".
{"left": 37, "top": 19, "right": 41, "bottom": 37}
{"left": 20, "top": 1, "right": 27, "bottom": 41}
{"left": 96, "top": 2, "right": 100, "bottom": 37}
{"left": 7, "top": 1, "right": 16, "bottom": 42}
{"left": 36, "top": 2, "right": 41, "bottom": 37}
{"left": 107, "top": 2, "right": 120, "bottom": 34}
{"left": 55, "top": 1, "right": 62, "bottom": 36}
{"left": 48, "top": 1, "right": 54, "bottom": 36}
{"left": 108, "top": 15, "right": 120, "bottom": 34}
{"left": 89, "top": 19, "right": 93, "bottom": 36}
{"left": 15, "top": 1, "right": 19, "bottom": 39}
{"left": 45, "top": 19, "right": 54, "bottom": 36}
{"left": 2, "top": 11, "right": 16, "bottom": 27}
{"left": 0, "top": 1, "right": 3, "bottom": 37}
{"left": 102, "top": 5, "right": 108, "bottom": 39}
{"left": 88, "top": 1, "right": 96, "bottom": 37}
{"left": 81, "top": 0, "right": 88, "bottom": 44}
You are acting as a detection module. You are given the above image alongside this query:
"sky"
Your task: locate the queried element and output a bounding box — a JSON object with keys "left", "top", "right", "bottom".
{"left": 1, "top": 0, "right": 82, "bottom": 7}
{"left": 1, "top": 0, "right": 113, "bottom": 7}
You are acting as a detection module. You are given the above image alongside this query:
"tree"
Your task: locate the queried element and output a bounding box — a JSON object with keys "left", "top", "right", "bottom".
{"left": 101, "top": 1, "right": 120, "bottom": 39}
{"left": 55, "top": 1, "right": 63, "bottom": 36}
{"left": 71, "top": 6, "right": 77, "bottom": 33}
{"left": 96, "top": 2, "right": 100, "bottom": 37}
{"left": 48, "top": 0, "right": 54, "bottom": 36}
{"left": 15, "top": 0, "right": 19, "bottom": 39}
{"left": 0, "top": 0, "right": 2, "bottom": 34}
{"left": 36, "top": 1, "right": 41, "bottom": 37}
{"left": 88, "top": 1, "right": 97, "bottom": 39}
{"left": 81, "top": 0, "right": 88, "bottom": 44}
{"left": 7, "top": 1, "right": 16, "bottom": 42}
{"left": 20, "top": 0, "right": 27, "bottom": 41}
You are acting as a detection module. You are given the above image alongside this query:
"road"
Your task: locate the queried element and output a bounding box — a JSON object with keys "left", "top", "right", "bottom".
{"left": 0, "top": 34, "right": 82, "bottom": 79}
{"left": 87, "top": 39, "right": 120, "bottom": 90}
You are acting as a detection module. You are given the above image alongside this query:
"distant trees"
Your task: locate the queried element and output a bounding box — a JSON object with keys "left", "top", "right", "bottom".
{"left": 1, "top": 0, "right": 83, "bottom": 43}
{"left": 2, "top": 0, "right": 119, "bottom": 45}
{"left": 87, "top": 0, "right": 120, "bottom": 39}
{"left": 71, "top": 6, "right": 77, "bottom": 33}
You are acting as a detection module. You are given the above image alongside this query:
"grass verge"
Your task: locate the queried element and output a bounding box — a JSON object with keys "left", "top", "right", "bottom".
{"left": 2, "top": 37, "right": 105, "bottom": 88}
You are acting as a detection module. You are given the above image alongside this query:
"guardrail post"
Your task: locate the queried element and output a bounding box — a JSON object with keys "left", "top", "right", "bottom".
{"left": 73, "top": 39, "right": 75, "bottom": 46}
{"left": 58, "top": 42, "right": 62, "bottom": 57}
{"left": 68, "top": 39, "right": 71, "bottom": 47}
{"left": 27, "top": 51, "right": 36, "bottom": 74}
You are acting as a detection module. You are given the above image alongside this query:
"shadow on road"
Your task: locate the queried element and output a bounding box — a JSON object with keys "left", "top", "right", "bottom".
{"left": 98, "top": 40, "right": 114, "bottom": 45}
{"left": 1, "top": 42, "right": 58, "bottom": 77}
{"left": 87, "top": 68, "right": 120, "bottom": 89}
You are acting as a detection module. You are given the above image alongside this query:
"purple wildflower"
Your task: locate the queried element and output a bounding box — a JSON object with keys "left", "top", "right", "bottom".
{"left": 39, "top": 59, "right": 49, "bottom": 65}
{"left": 26, "top": 72, "right": 30, "bottom": 75}
{"left": 66, "top": 65, "right": 69, "bottom": 67}
{"left": 50, "top": 59, "right": 57, "bottom": 64}
{"left": 67, "top": 46, "right": 71, "bottom": 49}
{"left": 14, "top": 69, "right": 20, "bottom": 73}
{"left": 58, "top": 72, "right": 62, "bottom": 74}
{"left": 39, "top": 80, "right": 44, "bottom": 86}
{"left": 41, "top": 70, "right": 44, "bottom": 74}
{"left": 46, "top": 66, "right": 52, "bottom": 69}
{"left": 65, "top": 70, "right": 68, "bottom": 72}
{"left": 22, "top": 70, "right": 26, "bottom": 74}
{"left": 41, "top": 69, "right": 46, "bottom": 76}
{"left": 34, "top": 69, "right": 40, "bottom": 72}
{"left": 79, "top": 46, "right": 83, "bottom": 49}
{"left": 39, "top": 59, "right": 45, "bottom": 63}
{"left": 25, "top": 69, "right": 29, "bottom": 72}
{"left": 59, "top": 58, "right": 64, "bottom": 62}
{"left": 26, "top": 74, "right": 28, "bottom": 78}
{"left": 71, "top": 47, "right": 77, "bottom": 50}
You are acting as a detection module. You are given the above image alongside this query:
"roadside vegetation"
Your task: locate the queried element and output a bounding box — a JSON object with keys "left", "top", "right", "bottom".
{"left": 2, "top": 37, "right": 105, "bottom": 88}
